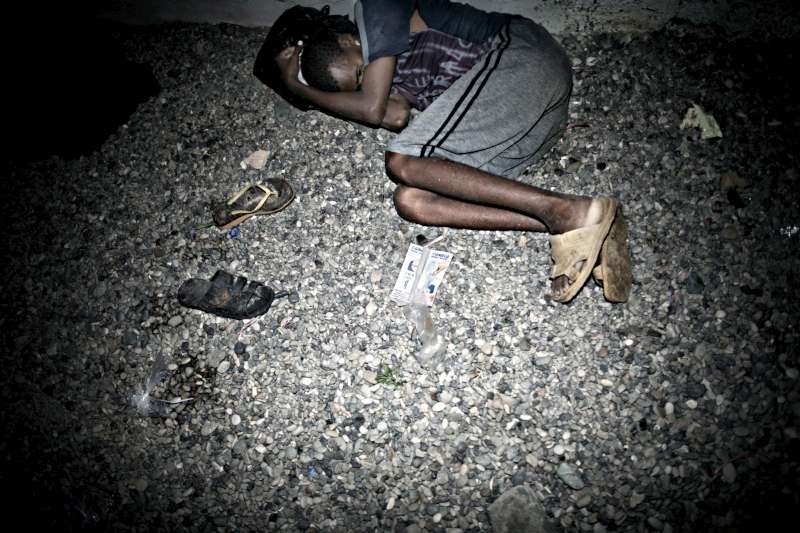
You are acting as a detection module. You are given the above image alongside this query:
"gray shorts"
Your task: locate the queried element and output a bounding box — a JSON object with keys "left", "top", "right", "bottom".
{"left": 387, "top": 16, "right": 572, "bottom": 179}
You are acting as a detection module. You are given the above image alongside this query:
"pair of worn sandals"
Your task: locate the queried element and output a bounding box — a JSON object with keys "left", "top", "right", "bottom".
{"left": 178, "top": 179, "right": 296, "bottom": 319}
{"left": 549, "top": 197, "right": 632, "bottom": 303}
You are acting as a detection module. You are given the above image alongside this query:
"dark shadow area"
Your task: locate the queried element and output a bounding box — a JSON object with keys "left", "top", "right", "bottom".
{"left": 4, "top": 6, "right": 159, "bottom": 161}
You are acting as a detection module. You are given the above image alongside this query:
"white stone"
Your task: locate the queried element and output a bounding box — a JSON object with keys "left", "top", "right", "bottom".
{"left": 231, "top": 414, "right": 241, "bottom": 426}
{"left": 243, "top": 149, "right": 269, "bottom": 169}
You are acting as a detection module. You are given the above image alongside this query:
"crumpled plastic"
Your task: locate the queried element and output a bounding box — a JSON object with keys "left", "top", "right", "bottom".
{"left": 130, "top": 352, "right": 192, "bottom": 416}
{"left": 680, "top": 103, "right": 722, "bottom": 139}
{"left": 131, "top": 352, "right": 170, "bottom": 416}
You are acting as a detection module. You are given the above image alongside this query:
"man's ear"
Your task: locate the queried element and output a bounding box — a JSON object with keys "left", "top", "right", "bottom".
{"left": 278, "top": 46, "right": 296, "bottom": 60}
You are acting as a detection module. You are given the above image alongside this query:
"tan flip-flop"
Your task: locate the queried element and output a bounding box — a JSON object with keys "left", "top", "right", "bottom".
{"left": 549, "top": 197, "right": 617, "bottom": 303}
{"left": 212, "top": 178, "right": 295, "bottom": 230}
{"left": 592, "top": 206, "right": 632, "bottom": 302}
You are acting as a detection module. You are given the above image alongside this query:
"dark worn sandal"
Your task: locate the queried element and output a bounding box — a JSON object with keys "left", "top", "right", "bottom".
{"left": 212, "top": 179, "right": 295, "bottom": 230}
{"left": 178, "top": 270, "right": 276, "bottom": 319}
{"left": 592, "top": 206, "right": 632, "bottom": 303}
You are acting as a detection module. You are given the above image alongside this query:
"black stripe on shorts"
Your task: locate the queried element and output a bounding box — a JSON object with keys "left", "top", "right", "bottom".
{"left": 419, "top": 21, "right": 512, "bottom": 158}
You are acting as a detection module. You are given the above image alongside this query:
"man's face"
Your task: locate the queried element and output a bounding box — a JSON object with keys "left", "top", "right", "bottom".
{"left": 329, "top": 35, "right": 365, "bottom": 92}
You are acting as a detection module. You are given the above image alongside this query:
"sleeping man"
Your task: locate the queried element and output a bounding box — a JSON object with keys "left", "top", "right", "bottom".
{"left": 253, "top": 0, "right": 631, "bottom": 303}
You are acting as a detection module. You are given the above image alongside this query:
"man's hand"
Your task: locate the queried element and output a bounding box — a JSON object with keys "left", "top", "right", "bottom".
{"left": 276, "top": 45, "right": 302, "bottom": 90}
{"left": 382, "top": 93, "right": 411, "bottom": 132}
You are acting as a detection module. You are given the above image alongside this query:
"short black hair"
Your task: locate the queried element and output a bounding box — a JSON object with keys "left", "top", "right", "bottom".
{"left": 301, "top": 30, "right": 350, "bottom": 92}
{"left": 253, "top": 5, "right": 358, "bottom": 108}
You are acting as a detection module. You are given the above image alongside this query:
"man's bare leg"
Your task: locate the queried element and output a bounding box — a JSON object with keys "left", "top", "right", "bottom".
{"left": 393, "top": 185, "right": 549, "bottom": 232}
{"left": 386, "top": 152, "right": 608, "bottom": 295}
{"left": 385, "top": 152, "right": 600, "bottom": 235}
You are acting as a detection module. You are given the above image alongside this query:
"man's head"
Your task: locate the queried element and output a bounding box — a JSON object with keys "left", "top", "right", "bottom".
{"left": 253, "top": 5, "right": 360, "bottom": 107}
{"left": 301, "top": 31, "right": 364, "bottom": 92}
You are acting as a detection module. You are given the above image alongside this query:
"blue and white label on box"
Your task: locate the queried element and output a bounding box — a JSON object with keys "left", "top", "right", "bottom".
{"left": 390, "top": 244, "right": 453, "bottom": 306}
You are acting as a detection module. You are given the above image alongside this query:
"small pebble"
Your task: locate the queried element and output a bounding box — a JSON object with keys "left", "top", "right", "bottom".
{"left": 722, "top": 463, "right": 736, "bottom": 483}
{"left": 630, "top": 492, "right": 645, "bottom": 508}
{"left": 231, "top": 414, "right": 241, "bottom": 426}
{"left": 557, "top": 462, "right": 585, "bottom": 490}
{"left": 217, "top": 360, "right": 231, "bottom": 373}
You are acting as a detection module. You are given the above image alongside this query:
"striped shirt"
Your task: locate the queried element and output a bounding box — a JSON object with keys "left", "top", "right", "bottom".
{"left": 391, "top": 29, "right": 489, "bottom": 111}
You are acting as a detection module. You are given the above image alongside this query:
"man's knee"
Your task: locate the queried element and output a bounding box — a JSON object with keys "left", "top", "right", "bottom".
{"left": 393, "top": 185, "right": 430, "bottom": 224}
{"left": 385, "top": 151, "right": 413, "bottom": 185}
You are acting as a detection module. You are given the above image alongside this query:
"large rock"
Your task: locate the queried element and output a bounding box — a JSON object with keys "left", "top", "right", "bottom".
{"left": 489, "top": 485, "right": 555, "bottom": 533}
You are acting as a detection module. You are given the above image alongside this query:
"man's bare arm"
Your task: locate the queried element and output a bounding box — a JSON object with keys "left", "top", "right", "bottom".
{"left": 277, "top": 46, "right": 396, "bottom": 127}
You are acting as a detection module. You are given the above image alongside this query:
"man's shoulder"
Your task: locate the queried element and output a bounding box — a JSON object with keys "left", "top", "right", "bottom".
{"left": 355, "top": 0, "right": 415, "bottom": 63}
{"left": 355, "top": 0, "right": 413, "bottom": 16}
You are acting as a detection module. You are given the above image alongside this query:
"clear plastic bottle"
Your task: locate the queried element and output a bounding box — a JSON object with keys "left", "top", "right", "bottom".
{"left": 405, "top": 245, "right": 446, "bottom": 366}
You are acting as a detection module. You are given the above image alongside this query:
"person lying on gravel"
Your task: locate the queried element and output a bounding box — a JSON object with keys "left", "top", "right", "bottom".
{"left": 254, "top": 1, "right": 631, "bottom": 303}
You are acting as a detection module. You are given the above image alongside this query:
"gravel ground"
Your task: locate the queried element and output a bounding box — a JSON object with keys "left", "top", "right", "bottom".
{"left": 1, "top": 17, "right": 799, "bottom": 533}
